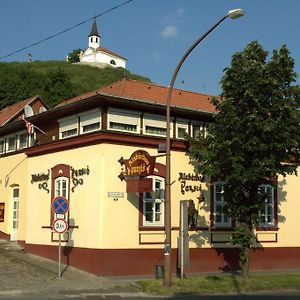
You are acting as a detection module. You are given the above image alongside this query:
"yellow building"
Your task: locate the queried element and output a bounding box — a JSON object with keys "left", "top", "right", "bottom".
{"left": 1, "top": 79, "right": 300, "bottom": 276}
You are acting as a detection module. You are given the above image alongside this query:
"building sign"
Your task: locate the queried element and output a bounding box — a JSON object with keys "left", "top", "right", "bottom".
{"left": 107, "top": 192, "right": 124, "bottom": 198}
{"left": 70, "top": 166, "right": 90, "bottom": 192}
{"left": 126, "top": 178, "right": 153, "bottom": 193}
{"left": 31, "top": 170, "right": 50, "bottom": 193}
{"left": 178, "top": 172, "right": 202, "bottom": 195}
{"left": 124, "top": 150, "right": 155, "bottom": 177}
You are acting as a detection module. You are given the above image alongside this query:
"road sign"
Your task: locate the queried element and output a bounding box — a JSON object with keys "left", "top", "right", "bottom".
{"left": 52, "top": 218, "right": 68, "bottom": 234}
{"left": 52, "top": 196, "right": 69, "bottom": 214}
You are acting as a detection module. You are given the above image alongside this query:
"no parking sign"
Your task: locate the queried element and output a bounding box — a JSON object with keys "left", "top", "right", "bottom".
{"left": 52, "top": 196, "right": 69, "bottom": 214}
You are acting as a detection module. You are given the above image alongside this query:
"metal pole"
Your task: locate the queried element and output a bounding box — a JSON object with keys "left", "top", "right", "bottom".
{"left": 164, "top": 14, "right": 230, "bottom": 287}
{"left": 58, "top": 233, "right": 61, "bottom": 279}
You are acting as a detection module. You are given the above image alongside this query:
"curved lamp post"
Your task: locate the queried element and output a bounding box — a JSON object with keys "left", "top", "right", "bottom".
{"left": 164, "top": 8, "right": 245, "bottom": 287}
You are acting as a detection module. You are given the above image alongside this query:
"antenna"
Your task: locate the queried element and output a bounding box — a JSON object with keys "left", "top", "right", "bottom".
{"left": 24, "top": 105, "right": 34, "bottom": 117}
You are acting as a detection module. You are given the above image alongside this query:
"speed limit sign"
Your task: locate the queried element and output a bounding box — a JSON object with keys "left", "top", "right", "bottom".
{"left": 52, "top": 219, "right": 68, "bottom": 234}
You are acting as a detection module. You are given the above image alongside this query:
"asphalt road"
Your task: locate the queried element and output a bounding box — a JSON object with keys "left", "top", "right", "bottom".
{"left": 1, "top": 240, "right": 300, "bottom": 299}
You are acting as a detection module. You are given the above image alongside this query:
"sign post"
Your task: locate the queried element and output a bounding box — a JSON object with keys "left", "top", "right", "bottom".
{"left": 52, "top": 197, "right": 69, "bottom": 279}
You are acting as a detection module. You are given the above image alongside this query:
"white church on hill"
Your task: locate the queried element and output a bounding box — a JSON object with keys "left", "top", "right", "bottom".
{"left": 78, "top": 18, "right": 127, "bottom": 69}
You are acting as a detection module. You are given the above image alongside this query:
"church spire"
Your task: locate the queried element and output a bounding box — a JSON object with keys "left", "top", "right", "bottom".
{"left": 88, "top": 17, "right": 100, "bottom": 49}
{"left": 89, "top": 17, "right": 100, "bottom": 37}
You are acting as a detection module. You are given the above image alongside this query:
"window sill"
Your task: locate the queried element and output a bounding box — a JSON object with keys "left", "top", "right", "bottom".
{"left": 139, "top": 226, "right": 165, "bottom": 231}
{"left": 256, "top": 226, "right": 279, "bottom": 231}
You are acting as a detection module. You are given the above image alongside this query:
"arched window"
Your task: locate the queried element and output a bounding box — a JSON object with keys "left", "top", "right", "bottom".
{"left": 110, "top": 59, "right": 116, "bottom": 65}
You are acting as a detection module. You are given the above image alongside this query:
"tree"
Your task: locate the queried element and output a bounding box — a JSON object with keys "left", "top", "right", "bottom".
{"left": 67, "top": 48, "right": 83, "bottom": 63}
{"left": 189, "top": 41, "right": 300, "bottom": 277}
{"left": 43, "top": 68, "right": 75, "bottom": 107}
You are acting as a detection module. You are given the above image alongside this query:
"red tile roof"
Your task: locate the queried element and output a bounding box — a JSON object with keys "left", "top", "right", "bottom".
{"left": 0, "top": 96, "right": 39, "bottom": 126}
{"left": 96, "top": 47, "right": 127, "bottom": 61}
{"left": 57, "top": 79, "right": 218, "bottom": 113}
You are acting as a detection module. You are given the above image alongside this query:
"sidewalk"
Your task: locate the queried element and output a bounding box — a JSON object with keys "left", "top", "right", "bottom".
{"left": 0, "top": 240, "right": 146, "bottom": 299}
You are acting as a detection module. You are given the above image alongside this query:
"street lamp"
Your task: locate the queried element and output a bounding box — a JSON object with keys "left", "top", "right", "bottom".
{"left": 164, "top": 8, "right": 245, "bottom": 287}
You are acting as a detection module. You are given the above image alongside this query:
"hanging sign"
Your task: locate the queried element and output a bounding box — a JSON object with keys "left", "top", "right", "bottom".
{"left": 124, "top": 150, "right": 155, "bottom": 177}
{"left": 126, "top": 178, "right": 153, "bottom": 193}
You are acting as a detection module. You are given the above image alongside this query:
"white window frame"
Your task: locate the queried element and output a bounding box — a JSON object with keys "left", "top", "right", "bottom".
{"left": 143, "top": 176, "right": 165, "bottom": 227}
{"left": 58, "top": 116, "right": 78, "bottom": 139}
{"left": 143, "top": 113, "right": 173, "bottom": 137}
{"left": 192, "top": 122, "right": 207, "bottom": 138}
{"left": 0, "top": 138, "right": 6, "bottom": 154}
{"left": 79, "top": 109, "right": 101, "bottom": 134}
{"left": 213, "top": 182, "right": 231, "bottom": 228}
{"left": 259, "top": 184, "right": 275, "bottom": 227}
{"left": 176, "top": 119, "right": 189, "bottom": 139}
{"left": 6, "top": 135, "right": 17, "bottom": 152}
{"left": 108, "top": 108, "right": 140, "bottom": 133}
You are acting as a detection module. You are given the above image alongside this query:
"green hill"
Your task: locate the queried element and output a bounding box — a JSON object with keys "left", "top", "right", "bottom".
{"left": 0, "top": 61, "right": 150, "bottom": 109}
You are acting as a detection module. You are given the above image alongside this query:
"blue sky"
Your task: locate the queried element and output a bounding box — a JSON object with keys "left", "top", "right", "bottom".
{"left": 1, "top": 0, "right": 299, "bottom": 96}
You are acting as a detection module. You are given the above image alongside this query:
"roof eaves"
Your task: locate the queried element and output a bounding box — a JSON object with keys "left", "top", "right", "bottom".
{"left": 99, "top": 92, "right": 216, "bottom": 115}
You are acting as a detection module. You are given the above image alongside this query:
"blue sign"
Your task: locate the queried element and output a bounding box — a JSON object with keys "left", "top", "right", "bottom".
{"left": 52, "top": 196, "right": 69, "bottom": 214}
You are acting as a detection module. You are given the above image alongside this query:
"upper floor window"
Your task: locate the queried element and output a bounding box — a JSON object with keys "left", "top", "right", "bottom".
{"left": 0, "top": 139, "right": 5, "bottom": 154}
{"left": 79, "top": 109, "right": 101, "bottom": 134}
{"left": 59, "top": 116, "right": 78, "bottom": 139}
{"left": 192, "top": 122, "right": 207, "bottom": 138}
{"left": 212, "top": 181, "right": 231, "bottom": 228}
{"left": 7, "top": 136, "right": 17, "bottom": 152}
{"left": 108, "top": 108, "right": 140, "bottom": 133}
{"left": 258, "top": 184, "right": 275, "bottom": 228}
{"left": 18, "top": 133, "right": 28, "bottom": 149}
{"left": 176, "top": 119, "right": 188, "bottom": 139}
{"left": 143, "top": 113, "right": 172, "bottom": 137}
{"left": 143, "top": 177, "right": 165, "bottom": 227}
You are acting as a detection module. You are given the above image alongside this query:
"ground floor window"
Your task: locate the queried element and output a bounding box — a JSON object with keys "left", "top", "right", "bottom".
{"left": 211, "top": 181, "right": 231, "bottom": 228}
{"left": 259, "top": 184, "right": 276, "bottom": 228}
{"left": 142, "top": 177, "right": 165, "bottom": 226}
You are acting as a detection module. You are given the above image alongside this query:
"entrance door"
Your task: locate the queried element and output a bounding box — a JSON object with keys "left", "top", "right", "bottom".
{"left": 11, "top": 187, "right": 19, "bottom": 241}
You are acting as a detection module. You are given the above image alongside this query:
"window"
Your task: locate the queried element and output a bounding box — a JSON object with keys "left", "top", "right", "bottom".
{"left": 7, "top": 136, "right": 17, "bottom": 152}
{"left": 143, "top": 177, "right": 165, "bottom": 226}
{"left": 212, "top": 182, "right": 231, "bottom": 227}
{"left": 59, "top": 116, "right": 78, "bottom": 139}
{"left": 143, "top": 113, "right": 172, "bottom": 137}
{"left": 0, "top": 139, "right": 5, "bottom": 154}
{"left": 176, "top": 119, "right": 188, "bottom": 139}
{"left": 18, "top": 133, "right": 28, "bottom": 149}
{"left": 79, "top": 109, "right": 101, "bottom": 134}
{"left": 54, "top": 176, "right": 69, "bottom": 221}
{"left": 110, "top": 59, "right": 116, "bottom": 65}
{"left": 108, "top": 108, "right": 140, "bottom": 133}
{"left": 259, "top": 184, "right": 275, "bottom": 227}
{"left": 192, "top": 122, "right": 207, "bottom": 138}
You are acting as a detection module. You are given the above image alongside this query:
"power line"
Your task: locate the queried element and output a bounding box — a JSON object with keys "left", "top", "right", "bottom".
{"left": 0, "top": 0, "right": 134, "bottom": 60}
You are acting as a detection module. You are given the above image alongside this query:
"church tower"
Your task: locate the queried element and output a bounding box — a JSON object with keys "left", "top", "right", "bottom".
{"left": 88, "top": 18, "right": 100, "bottom": 49}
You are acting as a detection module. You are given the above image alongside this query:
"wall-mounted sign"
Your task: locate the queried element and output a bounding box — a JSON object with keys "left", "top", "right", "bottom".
{"left": 178, "top": 172, "right": 202, "bottom": 195}
{"left": 107, "top": 192, "right": 124, "bottom": 198}
{"left": 70, "top": 166, "right": 90, "bottom": 192}
{"left": 126, "top": 178, "right": 153, "bottom": 193}
{"left": 31, "top": 169, "right": 50, "bottom": 193}
{"left": 124, "top": 150, "right": 155, "bottom": 177}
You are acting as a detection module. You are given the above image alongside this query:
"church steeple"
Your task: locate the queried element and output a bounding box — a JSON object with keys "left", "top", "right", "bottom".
{"left": 88, "top": 18, "right": 100, "bottom": 49}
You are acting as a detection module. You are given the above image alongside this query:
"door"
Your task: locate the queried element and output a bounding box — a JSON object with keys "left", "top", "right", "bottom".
{"left": 11, "top": 187, "right": 19, "bottom": 241}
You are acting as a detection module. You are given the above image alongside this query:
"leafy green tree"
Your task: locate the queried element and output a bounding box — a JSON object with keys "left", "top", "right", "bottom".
{"left": 43, "top": 68, "right": 75, "bottom": 107}
{"left": 67, "top": 48, "right": 83, "bottom": 63}
{"left": 189, "top": 41, "right": 300, "bottom": 277}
